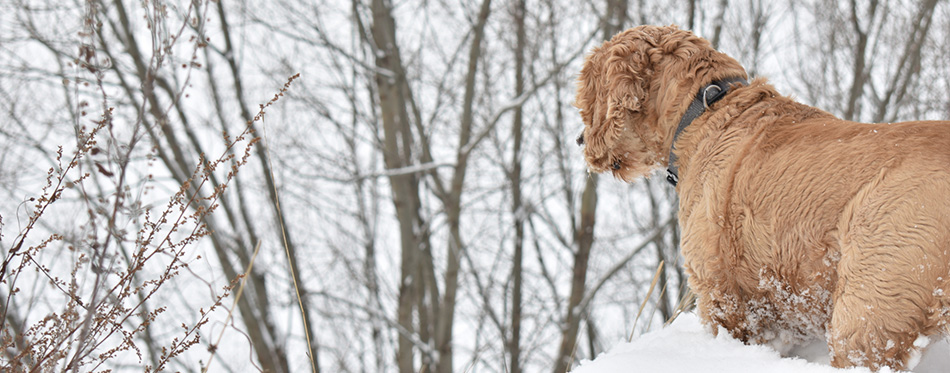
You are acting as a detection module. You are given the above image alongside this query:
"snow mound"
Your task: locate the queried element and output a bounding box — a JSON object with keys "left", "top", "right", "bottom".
{"left": 571, "top": 313, "right": 950, "bottom": 373}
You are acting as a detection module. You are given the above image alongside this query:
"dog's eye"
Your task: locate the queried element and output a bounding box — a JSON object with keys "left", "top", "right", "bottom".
{"left": 576, "top": 133, "right": 585, "bottom": 146}
{"left": 612, "top": 161, "right": 621, "bottom": 170}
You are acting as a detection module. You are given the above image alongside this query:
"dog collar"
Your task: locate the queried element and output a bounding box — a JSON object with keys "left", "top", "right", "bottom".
{"left": 666, "top": 77, "right": 748, "bottom": 186}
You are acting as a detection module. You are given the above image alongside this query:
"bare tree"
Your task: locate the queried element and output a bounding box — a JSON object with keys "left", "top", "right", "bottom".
{"left": 508, "top": 0, "right": 527, "bottom": 372}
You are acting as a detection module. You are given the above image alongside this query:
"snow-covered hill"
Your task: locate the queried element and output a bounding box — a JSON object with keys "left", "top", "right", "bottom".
{"left": 571, "top": 313, "right": 950, "bottom": 373}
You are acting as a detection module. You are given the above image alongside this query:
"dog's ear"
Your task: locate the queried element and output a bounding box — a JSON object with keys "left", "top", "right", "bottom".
{"left": 575, "top": 43, "right": 611, "bottom": 172}
{"left": 576, "top": 29, "right": 654, "bottom": 178}
{"left": 603, "top": 45, "right": 647, "bottom": 129}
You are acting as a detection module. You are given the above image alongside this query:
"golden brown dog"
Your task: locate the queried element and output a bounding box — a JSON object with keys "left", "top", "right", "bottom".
{"left": 576, "top": 25, "right": 950, "bottom": 370}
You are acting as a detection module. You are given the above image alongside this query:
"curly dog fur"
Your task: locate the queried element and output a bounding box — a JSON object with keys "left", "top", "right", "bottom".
{"left": 577, "top": 25, "right": 950, "bottom": 370}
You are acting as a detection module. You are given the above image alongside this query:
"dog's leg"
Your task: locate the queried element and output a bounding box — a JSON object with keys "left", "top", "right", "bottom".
{"left": 827, "top": 277, "right": 927, "bottom": 370}
{"left": 827, "top": 171, "right": 950, "bottom": 370}
{"left": 828, "top": 230, "right": 935, "bottom": 370}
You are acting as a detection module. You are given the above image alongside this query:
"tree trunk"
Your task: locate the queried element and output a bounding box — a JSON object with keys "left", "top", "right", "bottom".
{"left": 553, "top": 175, "right": 598, "bottom": 373}
{"left": 872, "top": 0, "right": 937, "bottom": 123}
{"left": 844, "top": 0, "right": 877, "bottom": 121}
{"left": 687, "top": 0, "right": 697, "bottom": 30}
{"left": 367, "top": 0, "right": 425, "bottom": 372}
{"left": 436, "top": 2, "right": 493, "bottom": 372}
{"left": 508, "top": 0, "right": 526, "bottom": 372}
{"left": 710, "top": 0, "right": 729, "bottom": 49}
{"left": 552, "top": 2, "right": 624, "bottom": 371}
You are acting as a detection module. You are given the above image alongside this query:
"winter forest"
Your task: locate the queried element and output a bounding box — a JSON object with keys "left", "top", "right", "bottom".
{"left": 0, "top": 0, "right": 947, "bottom": 372}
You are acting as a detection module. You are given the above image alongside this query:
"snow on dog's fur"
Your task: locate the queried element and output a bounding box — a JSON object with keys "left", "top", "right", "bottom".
{"left": 576, "top": 25, "right": 950, "bottom": 371}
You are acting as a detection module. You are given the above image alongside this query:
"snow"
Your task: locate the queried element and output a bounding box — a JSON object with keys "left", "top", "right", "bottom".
{"left": 571, "top": 313, "right": 950, "bottom": 373}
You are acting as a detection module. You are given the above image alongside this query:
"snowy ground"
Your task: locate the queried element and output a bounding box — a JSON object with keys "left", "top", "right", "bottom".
{"left": 571, "top": 313, "right": 950, "bottom": 373}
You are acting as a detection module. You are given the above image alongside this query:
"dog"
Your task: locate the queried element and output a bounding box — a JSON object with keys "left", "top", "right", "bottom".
{"left": 576, "top": 24, "right": 950, "bottom": 371}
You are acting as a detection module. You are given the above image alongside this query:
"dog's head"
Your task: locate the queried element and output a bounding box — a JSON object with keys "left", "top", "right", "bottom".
{"left": 575, "top": 25, "right": 747, "bottom": 181}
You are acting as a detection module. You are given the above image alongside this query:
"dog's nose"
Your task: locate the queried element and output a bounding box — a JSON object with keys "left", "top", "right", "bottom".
{"left": 576, "top": 133, "right": 585, "bottom": 146}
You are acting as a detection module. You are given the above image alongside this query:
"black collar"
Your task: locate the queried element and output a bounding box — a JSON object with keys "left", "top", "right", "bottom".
{"left": 666, "top": 77, "right": 748, "bottom": 186}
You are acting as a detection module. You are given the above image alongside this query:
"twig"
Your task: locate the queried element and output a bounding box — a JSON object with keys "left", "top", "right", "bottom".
{"left": 203, "top": 240, "right": 262, "bottom": 373}
{"left": 259, "top": 77, "right": 318, "bottom": 373}
{"left": 629, "top": 261, "right": 665, "bottom": 342}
